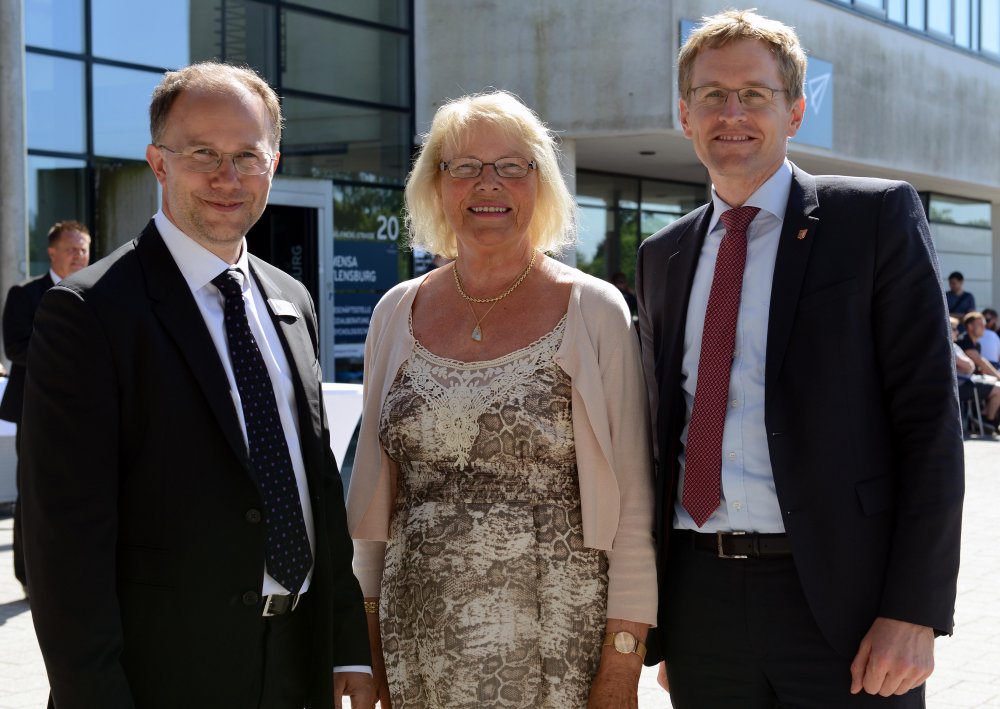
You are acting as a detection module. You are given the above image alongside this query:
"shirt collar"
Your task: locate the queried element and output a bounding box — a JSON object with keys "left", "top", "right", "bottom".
{"left": 154, "top": 210, "right": 251, "bottom": 293}
{"left": 49, "top": 269, "right": 62, "bottom": 285}
{"left": 707, "top": 159, "right": 793, "bottom": 234}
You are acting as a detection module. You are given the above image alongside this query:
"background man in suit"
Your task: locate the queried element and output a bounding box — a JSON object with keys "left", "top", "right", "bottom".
{"left": 21, "top": 62, "right": 372, "bottom": 709}
{"left": 636, "top": 10, "right": 963, "bottom": 707}
{"left": 1, "top": 219, "right": 90, "bottom": 597}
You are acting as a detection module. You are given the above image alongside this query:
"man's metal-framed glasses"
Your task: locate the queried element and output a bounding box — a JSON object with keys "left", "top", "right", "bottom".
{"left": 439, "top": 157, "right": 537, "bottom": 179}
{"left": 155, "top": 144, "right": 276, "bottom": 175}
{"left": 688, "top": 85, "right": 787, "bottom": 108}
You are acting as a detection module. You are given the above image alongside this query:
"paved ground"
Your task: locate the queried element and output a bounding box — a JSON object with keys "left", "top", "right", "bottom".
{"left": 0, "top": 439, "right": 996, "bottom": 707}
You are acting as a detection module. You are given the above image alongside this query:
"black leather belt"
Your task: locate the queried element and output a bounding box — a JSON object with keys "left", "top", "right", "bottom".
{"left": 677, "top": 530, "right": 792, "bottom": 559}
{"left": 262, "top": 593, "right": 301, "bottom": 617}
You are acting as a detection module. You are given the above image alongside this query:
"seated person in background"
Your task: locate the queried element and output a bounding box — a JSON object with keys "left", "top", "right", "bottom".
{"left": 975, "top": 311, "right": 1000, "bottom": 367}
{"left": 983, "top": 308, "right": 999, "bottom": 335}
{"left": 946, "top": 271, "right": 976, "bottom": 319}
{"left": 959, "top": 312, "right": 1000, "bottom": 376}
{"left": 953, "top": 317, "right": 1000, "bottom": 432}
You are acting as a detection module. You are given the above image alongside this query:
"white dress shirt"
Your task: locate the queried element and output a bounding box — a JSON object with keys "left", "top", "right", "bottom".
{"left": 675, "top": 161, "right": 792, "bottom": 533}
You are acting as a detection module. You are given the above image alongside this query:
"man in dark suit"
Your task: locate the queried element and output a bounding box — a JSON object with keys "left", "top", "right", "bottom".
{"left": 636, "top": 10, "right": 963, "bottom": 707}
{"left": 21, "top": 62, "right": 372, "bottom": 709}
{"left": 1, "top": 219, "right": 91, "bottom": 596}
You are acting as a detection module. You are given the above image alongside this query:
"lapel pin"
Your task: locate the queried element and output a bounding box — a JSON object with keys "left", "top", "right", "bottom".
{"left": 796, "top": 229, "right": 808, "bottom": 240}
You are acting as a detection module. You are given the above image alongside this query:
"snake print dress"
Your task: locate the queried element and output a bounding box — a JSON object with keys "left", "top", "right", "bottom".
{"left": 377, "top": 318, "right": 609, "bottom": 708}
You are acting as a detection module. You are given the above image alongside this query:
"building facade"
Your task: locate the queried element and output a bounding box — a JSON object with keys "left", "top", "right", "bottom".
{"left": 2, "top": 0, "right": 998, "bottom": 381}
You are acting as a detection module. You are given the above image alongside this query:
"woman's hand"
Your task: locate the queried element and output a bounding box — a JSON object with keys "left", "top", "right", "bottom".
{"left": 586, "top": 620, "right": 648, "bottom": 709}
{"left": 587, "top": 655, "right": 642, "bottom": 709}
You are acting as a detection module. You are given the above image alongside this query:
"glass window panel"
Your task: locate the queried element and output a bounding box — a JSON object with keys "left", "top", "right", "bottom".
{"left": 27, "top": 156, "right": 88, "bottom": 276}
{"left": 25, "top": 53, "right": 86, "bottom": 153}
{"left": 928, "top": 0, "right": 952, "bottom": 34}
{"left": 291, "top": 0, "right": 409, "bottom": 28}
{"left": 25, "top": 0, "right": 84, "bottom": 51}
{"left": 955, "top": 0, "right": 971, "bottom": 46}
{"left": 575, "top": 173, "right": 639, "bottom": 279}
{"left": 93, "top": 66, "right": 163, "bottom": 160}
{"left": 929, "top": 195, "right": 992, "bottom": 227}
{"left": 281, "top": 98, "right": 410, "bottom": 184}
{"left": 887, "top": 0, "right": 906, "bottom": 23}
{"left": 983, "top": 0, "right": 1000, "bottom": 54}
{"left": 91, "top": 0, "right": 190, "bottom": 68}
{"left": 640, "top": 181, "right": 704, "bottom": 238}
{"left": 971, "top": 0, "right": 981, "bottom": 49}
{"left": 209, "top": 1, "right": 280, "bottom": 84}
{"left": 855, "top": 0, "right": 885, "bottom": 11}
{"left": 907, "top": 0, "right": 926, "bottom": 29}
{"left": 282, "top": 10, "right": 409, "bottom": 106}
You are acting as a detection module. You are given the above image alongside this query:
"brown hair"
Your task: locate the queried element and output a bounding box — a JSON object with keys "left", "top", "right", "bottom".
{"left": 678, "top": 9, "right": 808, "bottom": 103}
{"left": 149, "top": 62, "right": 282, "bottom": 148}
{"left": 47, "top": 220, "right": 90, "bottom": 246}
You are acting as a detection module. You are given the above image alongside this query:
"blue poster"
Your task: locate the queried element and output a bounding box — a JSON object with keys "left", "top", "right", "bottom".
{"left": 792, "top": 57, "right": 834, "bottom": 150}
{"left": 331, "top": 240, "right": 398, "bottom": 292}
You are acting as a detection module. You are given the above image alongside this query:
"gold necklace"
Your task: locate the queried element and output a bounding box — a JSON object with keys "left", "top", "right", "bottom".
{"left": 453, "top": 250, "right": 537, "bottom": 304}
{"left": 453, "top": 251, "right": 537, "bottom": 341}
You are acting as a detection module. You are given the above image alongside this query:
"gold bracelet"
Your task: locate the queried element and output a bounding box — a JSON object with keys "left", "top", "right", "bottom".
{"left": 364, "top": 599, "right": 379, "bottom": 615}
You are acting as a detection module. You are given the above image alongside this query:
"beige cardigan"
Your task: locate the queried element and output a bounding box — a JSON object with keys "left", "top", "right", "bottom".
{"left": 346, "top": 270, "right": 657, "bottom": 625}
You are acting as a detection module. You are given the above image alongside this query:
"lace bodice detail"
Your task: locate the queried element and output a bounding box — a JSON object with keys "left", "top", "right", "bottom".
{"left": 380, "top": 317, "right": 569, "bottom": 470}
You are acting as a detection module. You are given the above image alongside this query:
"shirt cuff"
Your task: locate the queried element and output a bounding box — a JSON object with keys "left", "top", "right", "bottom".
{"left": 334, "top": 665, "right": 373, "bottom": 676}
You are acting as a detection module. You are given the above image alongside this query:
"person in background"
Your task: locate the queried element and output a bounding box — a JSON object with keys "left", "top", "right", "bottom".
{"left": 952, "top": 317, "right": 1000, "bottom": 434}
{"left": 982, "top": 307, "right": 999, "bottom": 335}
{"left": 958, "top": 312, "right": 1000, "bottom": 378}
{"left": 610, "top": 271, "right": 639, "bottom": 317}
{"left": 946, "top": 271, "right": 976, "bottom": 320}
{"left": 0, "top": 219, "right": 91, "bottom": 599}
{"left": 347, "top": 90, "right": 656, "bottom": 708}
{"left": 20, "top": 62, "right": 371, "bottom": 709}
{"left": 972, "top": 310, "right": 1000, "bottom": 367}
{"left": 636, "top": 10, "right": 963, "bottom": 707}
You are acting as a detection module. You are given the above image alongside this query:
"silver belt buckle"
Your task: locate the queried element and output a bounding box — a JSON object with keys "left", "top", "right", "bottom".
{"left": 717, "top": 531, "right": 748, "bottom": 559}
{"left": 261, "top": 594, "right": 300, "bottom": 617}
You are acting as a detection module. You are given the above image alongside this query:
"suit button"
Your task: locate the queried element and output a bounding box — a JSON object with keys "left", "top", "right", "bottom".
{"left": 242, "top": 591, "right": 259, "bottom": 606}
{"left": 245, "top": 509, "right": 262, "bottom": 524}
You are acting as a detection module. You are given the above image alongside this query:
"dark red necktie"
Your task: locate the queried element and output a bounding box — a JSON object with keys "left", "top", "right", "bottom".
{"left": 682, "top": 206, "right": 760, "bottom": 527}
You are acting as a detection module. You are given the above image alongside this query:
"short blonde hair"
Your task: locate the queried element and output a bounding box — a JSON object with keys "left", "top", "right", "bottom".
{"left": 404, "top": 90, "right": 575, "bottom": 258}
{"left": 678, "top": 9, "right": 807, "bottom": 104}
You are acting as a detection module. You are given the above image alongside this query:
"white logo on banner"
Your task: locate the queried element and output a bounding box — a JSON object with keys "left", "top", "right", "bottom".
{"left": 808, "top": 73, "right": 831, "bottom": 116}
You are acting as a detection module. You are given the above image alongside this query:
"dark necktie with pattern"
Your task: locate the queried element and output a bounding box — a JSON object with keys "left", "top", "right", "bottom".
{"left": 682, "top": 206, "right": 761, "bottom": 527}
{"left": 212, "top": 268, "right": 313, "bottom": 593}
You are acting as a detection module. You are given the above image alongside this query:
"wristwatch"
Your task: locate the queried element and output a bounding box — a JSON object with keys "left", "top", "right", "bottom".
{"left": 603, "top": 630, "right": 647, "bottom": 661}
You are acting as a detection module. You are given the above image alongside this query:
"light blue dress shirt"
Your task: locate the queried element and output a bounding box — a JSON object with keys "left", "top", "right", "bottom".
{"left": 674, "top": 161, "right": 792, "bottom": 533}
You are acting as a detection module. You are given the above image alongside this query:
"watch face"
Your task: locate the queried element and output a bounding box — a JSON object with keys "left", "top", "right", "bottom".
{"left": 613, "top": 631, "right": 637, "bottom": 654}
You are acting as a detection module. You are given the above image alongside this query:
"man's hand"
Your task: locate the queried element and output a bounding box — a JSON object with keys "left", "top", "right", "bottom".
{"left": 334, "top": 671, "right": 375, "bottom": 708}
{"left": 850, "top": 617, "right": 934, "bottom": 696}
{"left": 657, "top": 661, "right": 670, "bottom": 692}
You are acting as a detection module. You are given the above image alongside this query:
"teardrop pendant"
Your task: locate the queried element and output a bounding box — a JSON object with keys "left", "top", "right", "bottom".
{"left": 471, "top": 324, "right": 483, "bottom": 342}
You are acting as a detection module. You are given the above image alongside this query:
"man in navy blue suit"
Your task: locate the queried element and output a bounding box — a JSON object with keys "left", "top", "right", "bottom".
{"left": 1, "top": 220, "right": 90, "bottom": 596}
{"left": 637, "top": 10, "right": 963, "bottom": 707}
{"left": 21, "top": 63, "right": 371, "bottom": 709}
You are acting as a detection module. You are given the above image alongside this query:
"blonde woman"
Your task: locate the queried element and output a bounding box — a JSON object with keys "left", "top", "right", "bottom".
{"left": 347, "top": 91, "right": 656, "bottom": 708}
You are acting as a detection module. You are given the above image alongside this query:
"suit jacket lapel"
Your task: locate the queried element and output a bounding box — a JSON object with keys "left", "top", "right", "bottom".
{"left": 659, "top": 205, "right": 712, "bottom": 388}
{"left": 247, "top": 258, "right": 322, "bottom": 480}
{"left": 135, "top": 221, "right": 251, "bottom": 469}
{"left": 766, "top": 166, "right": 820, "bottom": 385}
